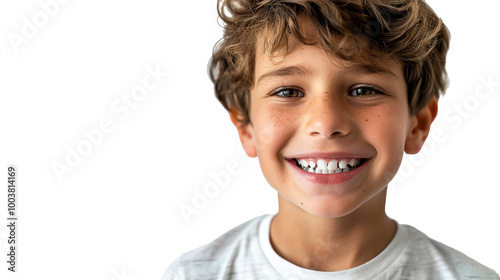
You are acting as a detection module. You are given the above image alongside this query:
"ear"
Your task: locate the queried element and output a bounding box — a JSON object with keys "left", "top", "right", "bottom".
{"left": 229, "top": 107, "right": 257, "bottom": 158}
{"left": 404, "top": 97, "right": 438, "bottom": 154}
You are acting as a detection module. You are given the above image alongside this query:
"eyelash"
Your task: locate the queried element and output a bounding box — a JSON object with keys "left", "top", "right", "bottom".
{"left": 270, "top": 87, "right": 305, "bottom": 99}
{"left": 270, "top": 85, "right": 386, "bottom": 99}
{"left": 348, "top": 86, "right": 387, "bottom": 97}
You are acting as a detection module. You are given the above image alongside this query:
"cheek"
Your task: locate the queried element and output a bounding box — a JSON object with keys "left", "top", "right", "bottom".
{"left": 251, "top": 106, "right": 298, "bottom": 188}
{"left": 362, "top": 105, "right": 408, "bottom": 179}
{"left": 362, "top": 102, "right": 408, "bottom": 146}
{"left": 252, "top": 106, "right": 297, "bottom": 152}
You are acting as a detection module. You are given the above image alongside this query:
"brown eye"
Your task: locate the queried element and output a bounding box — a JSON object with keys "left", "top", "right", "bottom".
{"left": 273, "top": 88, "right": 305, "bottom": 98}
{"left": 349, "top": 87, "right": 384, "bottom": 97}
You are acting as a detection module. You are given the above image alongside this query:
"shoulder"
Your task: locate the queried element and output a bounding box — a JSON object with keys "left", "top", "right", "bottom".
{"left": 398, "top": 224, "right": 499, "bottom": 279}
{"left": 162, "top": 214, "right": 273, "bottom": 280}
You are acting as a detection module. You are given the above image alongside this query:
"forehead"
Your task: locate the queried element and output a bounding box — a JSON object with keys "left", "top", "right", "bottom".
{"left": 253, "top": 15, "right": 402, "bottom": 85}
{"left": 254, "top": 38, "right": 403, "bottom": 88}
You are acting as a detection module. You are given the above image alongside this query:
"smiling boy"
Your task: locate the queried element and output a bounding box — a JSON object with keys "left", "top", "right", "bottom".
{"left": 163, "top": 0, "right": 499, "bottom": 279}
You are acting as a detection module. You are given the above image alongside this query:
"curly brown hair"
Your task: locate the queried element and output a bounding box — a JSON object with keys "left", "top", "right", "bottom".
{"left": 209, "top": 0, "right": 450, "bottom": 125}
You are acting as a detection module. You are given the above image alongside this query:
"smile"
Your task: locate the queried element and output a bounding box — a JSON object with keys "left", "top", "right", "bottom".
{"left": 294, "top": 158, "right": 367, "bottom": 174}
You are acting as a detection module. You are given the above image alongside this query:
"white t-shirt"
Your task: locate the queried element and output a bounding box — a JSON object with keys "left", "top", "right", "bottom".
{"left": 163, "top": 214, "right": 499, "bottom": 280}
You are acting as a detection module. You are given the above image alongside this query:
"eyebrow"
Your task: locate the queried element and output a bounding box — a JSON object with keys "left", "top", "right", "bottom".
{"left": 256, "top": 62, "right": 398, "bottom": 85}
{"left": 347, "top": 63, "right": 398, "bottom": 80}
{"left": 257, "top": 66, "right": 309, "bottom": 85}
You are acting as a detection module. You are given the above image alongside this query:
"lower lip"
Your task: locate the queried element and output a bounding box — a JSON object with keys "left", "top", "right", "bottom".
{"left": 287, "top": 159, "right": 370, "bottom": 185}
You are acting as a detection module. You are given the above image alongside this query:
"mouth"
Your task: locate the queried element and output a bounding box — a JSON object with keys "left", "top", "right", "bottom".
{"left": 293, "top": 158, "right": 367, "bottom": 174}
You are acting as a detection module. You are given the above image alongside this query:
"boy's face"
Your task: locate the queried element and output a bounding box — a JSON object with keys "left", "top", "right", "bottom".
{"left": 234, "top": 30, "right": 435, "bottom": 218}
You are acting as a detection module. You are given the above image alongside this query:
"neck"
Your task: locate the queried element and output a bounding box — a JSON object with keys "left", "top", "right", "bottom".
{"left": 269, "top": 188, "right": 396, "bottom": 271}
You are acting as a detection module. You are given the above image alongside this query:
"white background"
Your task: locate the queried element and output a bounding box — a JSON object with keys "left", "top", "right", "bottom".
{"left": 0, "top": 0, "right": 499, "bottom": 279}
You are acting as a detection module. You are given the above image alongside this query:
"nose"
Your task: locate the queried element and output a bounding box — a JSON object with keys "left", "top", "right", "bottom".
{"left": 304, "top": 93, "right": 350, "bottom": 139}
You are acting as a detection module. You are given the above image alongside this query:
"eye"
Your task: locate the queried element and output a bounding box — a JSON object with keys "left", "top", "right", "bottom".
{"left": 271, "top": 87, "right": 305, "bottom": 98}
{"left": 349, "top": 86, "right": 385, "bottom": 97}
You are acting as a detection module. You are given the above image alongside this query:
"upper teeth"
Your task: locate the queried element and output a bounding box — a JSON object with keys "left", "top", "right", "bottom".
{"left": 296, "top": 158, "right": 362, "bottom": 174}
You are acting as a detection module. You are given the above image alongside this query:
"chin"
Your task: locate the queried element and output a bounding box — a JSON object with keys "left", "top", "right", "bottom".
{"left": 299, "top": 197, "right": 363, "bottom": 219}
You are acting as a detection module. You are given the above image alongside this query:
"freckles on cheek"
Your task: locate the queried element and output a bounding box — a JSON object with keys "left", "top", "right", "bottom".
{"left": 363, "top": 107, "right": 407, "bottom": 148}
{"left": 254, "top": 107, "right": 296, "bottom": 149}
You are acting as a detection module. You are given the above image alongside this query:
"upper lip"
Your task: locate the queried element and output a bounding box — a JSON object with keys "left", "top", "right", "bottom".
{"left": 285, "top": 152, "right": 371, "bottom": 159}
